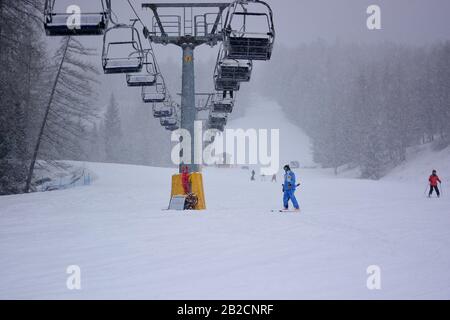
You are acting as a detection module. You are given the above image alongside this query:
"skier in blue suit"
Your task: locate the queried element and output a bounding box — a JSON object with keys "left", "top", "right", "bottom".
{"left": 282, "top": 165, "right": 300, "bottom": 211}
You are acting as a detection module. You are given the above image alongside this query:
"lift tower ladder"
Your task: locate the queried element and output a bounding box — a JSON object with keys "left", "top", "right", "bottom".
{"left": 142, "top": 2, "right": 230, "bottom": 174}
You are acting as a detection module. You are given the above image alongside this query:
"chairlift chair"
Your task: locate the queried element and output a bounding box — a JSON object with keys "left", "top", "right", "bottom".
{"left": 126, "top": 72, "right": 156, "bottom": 87}
{"left": 209, "top": 112, "right": 228, "bottom": 127}
{"left": 44, "top": 0, "right": 110, "bottom": 36}
{"left": 209, "top": 123, "right": 225, "bottom": 132}
{"left": 223, "top": 0, "right": 275, "bottom": 61}
{"left": 160, "top": 116, "right": 178, "bottom": 127}
{"left": 102, "top": 24, "right": 144, "bottom": 74}
{"left": 215, "top": 49, "right": 253, "bottom": 82}
{"left": 214, "top": 78, "right": 241, "bottom": 92}
{"left": 165, "top": 124, "right": 180, "bottom": 132}
{"left": 126, "top": 51, "right": 158, "bottom": 87}
{"left": 153, "top": 102, "right": 174, "bottom": 118}
{"left": 142, "top": 74, "right": 167, "bottom": 103}
{"left": 212, "top": 96, "right": 234, "bottom": 114}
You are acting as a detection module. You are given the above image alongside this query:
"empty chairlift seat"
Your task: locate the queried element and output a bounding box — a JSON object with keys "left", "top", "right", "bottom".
{"left": 209, "top": 112, "right": 228, "bottom": 127}
{"left": 142, "top": 75, "right": 167, "bottom": 103}
{"left": 44, "top": 0, "right": 110, "bottom": 36}
{"left": 153, "top": 103, "right": 174, "bottom": 118}
{"left": 160, "top": 116, "right": 178, "bottom": 127}
{"left": 212, "top": 97, "right": 234, "bottom": 114}
{"left": 126, "top": 73, "right": 156, "bottom": 87}
{"left": 126, "top": 51, "right": 158, "bottom": 87}
{"left": 216, "top": 58, "right": 252, "bottom": 82}
{"left": 165, "top": 124, "right": 180, "bottom": 132}
{"left": 215, "top": 78, "right": 241, "bottom": 92}
{"left": 103, "top": 50, "right": 143, "bottom": 74}
{"left": 102, "top": 25, "right": 144, "bottom": 74}
{"left": 225, "top": 35, "right": 273, "bottom": 61}
{"left": 209, "top": 123, "right": 225, "bottom": 132}
{"left": 223, "top": 1, "right": 275, "bottom": 61}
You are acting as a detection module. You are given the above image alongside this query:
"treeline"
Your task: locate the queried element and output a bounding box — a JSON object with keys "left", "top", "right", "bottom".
{"left": 0, "top": 0, "right": 105, "bottom": 195}
{"left": 0, "top": 0, "right": 50, "bottom": 194}
{"left": 0, "top": 1, "right": 171, "bottom": 195}
{"left": 87, "top": 92, "right": 172, "bottom": 167}
{"left": 257, "top": 41, "right": 450, "bottom": 179}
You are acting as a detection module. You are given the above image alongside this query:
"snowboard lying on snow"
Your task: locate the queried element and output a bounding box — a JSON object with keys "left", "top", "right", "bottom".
{"left": 271, "top": 209, "right": 301, "bottom": 213}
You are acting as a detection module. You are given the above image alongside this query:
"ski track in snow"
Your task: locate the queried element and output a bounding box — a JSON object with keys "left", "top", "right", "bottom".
{"left": 1, "top": 99, "right": 450, "bottom": 299}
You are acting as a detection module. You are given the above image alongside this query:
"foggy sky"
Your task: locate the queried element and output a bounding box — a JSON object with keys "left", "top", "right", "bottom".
{"left": 269, "top": 0, "right": 450, "bottom": 46}
{"left": 46, "top": 0, "right": 450, "bottom": 61}
{"left": 102, "top": 0, "right": 450, "bottom": 67}
{"left": 109, "top": 0, "right": 450, "bottom": 46}
{"left": 42, "top": 0, "right": 450, "bottom": 109}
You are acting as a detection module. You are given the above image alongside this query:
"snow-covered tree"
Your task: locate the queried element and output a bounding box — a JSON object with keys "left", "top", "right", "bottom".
{"left": 103, "top": 94, "right": 123, "bottom": 163}
{"left": 0, "top": 0, "right": 50, "bottom": 194}
{"left": 256, "top": 41, "right": 450, "bottom": 179}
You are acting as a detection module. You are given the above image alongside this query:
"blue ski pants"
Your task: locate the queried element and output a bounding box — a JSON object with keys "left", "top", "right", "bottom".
{"left": 283, "top": 190, "right": 299, "bottom": 209}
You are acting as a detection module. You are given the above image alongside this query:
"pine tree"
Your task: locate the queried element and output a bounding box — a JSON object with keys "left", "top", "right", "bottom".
{"left": 103, "top": 94, "right": 123, "bottom": 163}
{"left": 0, "top": 0, "right": 51, "bottom": 194}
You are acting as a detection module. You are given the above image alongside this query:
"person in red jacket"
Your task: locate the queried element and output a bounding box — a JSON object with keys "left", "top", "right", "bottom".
{"left": 181, "top": 166, "right": 191, "bottom": 194}
{"left": 181, "top": 166, "right": 198, "bottom": 210}
{"left": 428, "top": 170, "right": 442, "bottom": 198}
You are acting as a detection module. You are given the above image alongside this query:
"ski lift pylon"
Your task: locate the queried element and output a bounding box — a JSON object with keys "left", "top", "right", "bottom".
{"left": 44, "top": 0, "right": 110, "bottom": 36}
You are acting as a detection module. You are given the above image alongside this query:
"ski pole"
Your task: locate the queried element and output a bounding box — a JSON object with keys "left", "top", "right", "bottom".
{"left": 424, "top": 185, "right": 429, "bottom": 196}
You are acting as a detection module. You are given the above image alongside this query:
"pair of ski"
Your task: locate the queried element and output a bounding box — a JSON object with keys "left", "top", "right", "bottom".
{"left": 271, "top": 209, "right": 301, "bottom": 213}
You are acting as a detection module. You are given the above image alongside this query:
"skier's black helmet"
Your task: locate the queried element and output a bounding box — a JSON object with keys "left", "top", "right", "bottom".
{"left": 432, "top": 169, "right": 437, "bottom": 174}
{"left": 284, "top": 165, "right": 290, "bottom": 171}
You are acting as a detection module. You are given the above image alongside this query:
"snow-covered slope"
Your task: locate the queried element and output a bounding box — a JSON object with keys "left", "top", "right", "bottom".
{"left": 228, "top": 95, "right": 315, "bottom": 169}
{"left": 1, "top": 160, "right": 450, "bottom": 299}
{"left": 384, "top": 143, "right": 450, "bottom": 185}
{"left": 1, "top": 101, "right": 449, "bottom": 300}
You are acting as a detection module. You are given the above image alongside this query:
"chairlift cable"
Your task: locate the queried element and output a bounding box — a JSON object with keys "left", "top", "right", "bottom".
{"left": 127, "top": 0, "right": 146, "bottom": 29}
{"left": 109, "top": 8, "right": 120, "bottom": 25}
{"left": 144, "top": 38, "right": 174, "bottom": 105}
{"left": 126, "top": 0, "right": 174, "bottom": 106}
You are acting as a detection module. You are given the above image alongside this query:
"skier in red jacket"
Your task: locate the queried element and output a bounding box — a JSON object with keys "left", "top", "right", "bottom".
{"left": 428, "top": 170, "right": 442, "bottom": 198}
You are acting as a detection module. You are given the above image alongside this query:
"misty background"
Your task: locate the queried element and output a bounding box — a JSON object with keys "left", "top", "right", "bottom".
{"left": 1, "top": 0, "right": 450, "bottom": 194}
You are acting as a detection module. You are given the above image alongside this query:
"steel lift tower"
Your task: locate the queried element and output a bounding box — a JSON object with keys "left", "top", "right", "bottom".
{"left": 142, "top": 2, "right": 230, "bottom": 174}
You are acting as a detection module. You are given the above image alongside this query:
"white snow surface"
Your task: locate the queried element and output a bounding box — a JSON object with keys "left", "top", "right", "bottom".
{"left": 1, "top": 100, "right": 450, "bottom": 300}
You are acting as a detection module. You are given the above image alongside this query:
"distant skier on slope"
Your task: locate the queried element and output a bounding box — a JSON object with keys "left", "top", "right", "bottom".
{"left": 282, "top": 165, "right": 300, "bottom": 211}
{"left": 428, "top": 169, "right": 442, "bottom": 198}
